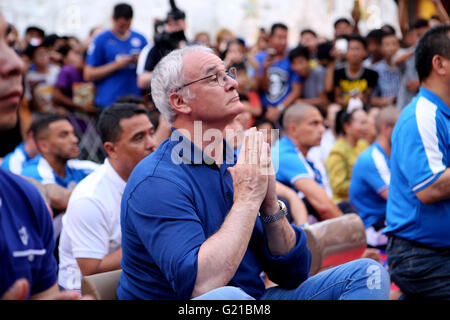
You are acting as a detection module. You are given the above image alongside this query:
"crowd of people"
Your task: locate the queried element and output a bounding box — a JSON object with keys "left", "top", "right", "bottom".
{"left": 0, "top": 0, "right": 449, "bottom": 301}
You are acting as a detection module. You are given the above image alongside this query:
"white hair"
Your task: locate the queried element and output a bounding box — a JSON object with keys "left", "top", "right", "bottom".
{"left": 151, "top": 45, "right": 214, "bottom": 124}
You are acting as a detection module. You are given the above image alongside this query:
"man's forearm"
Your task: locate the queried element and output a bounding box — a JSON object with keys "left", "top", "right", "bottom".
{"left": 192, "top": 202, "right": 259, "bottom": 298}
{"left": 84, "top": 62, "right": 121, "bottom": 82}
{"left": 416, "top": 169, "right": 450, "bottom": 204}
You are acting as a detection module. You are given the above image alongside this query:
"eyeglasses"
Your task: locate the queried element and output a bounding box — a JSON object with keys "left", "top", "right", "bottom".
{"left": 175, "top": 67, "right": 237, "bottom": 91}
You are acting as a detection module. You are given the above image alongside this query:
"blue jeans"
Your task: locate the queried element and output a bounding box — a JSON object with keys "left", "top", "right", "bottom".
{"left": 196, "top": 259, "right": 390, "bottom": 300}
{"left": 387, "top": 236, "right": 450, "bottom": 300}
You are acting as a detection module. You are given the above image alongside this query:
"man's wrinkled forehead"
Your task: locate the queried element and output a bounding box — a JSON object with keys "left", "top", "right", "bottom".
{"left": 182, "top": 51, "right": 224, "bottom": 79}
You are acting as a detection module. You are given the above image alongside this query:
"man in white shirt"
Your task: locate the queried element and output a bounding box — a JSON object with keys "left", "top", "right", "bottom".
{"left": 58, "top": 103, "right": 156, "bottom": 292}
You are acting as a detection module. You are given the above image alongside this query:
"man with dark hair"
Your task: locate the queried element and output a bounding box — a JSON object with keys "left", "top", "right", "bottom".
{"left": 58, "top": 103, "right": 156, "bottom": 292}
{"left": 84, "top": 2, "right": 147, "bottom": 109}
{"left": 394, "top": 19, "right": 430, "bottom": 109}
{"left": 333, "top": 34, "right": 378, "bottom": 107}
{"left": 371, "top": 31, "right": 401, "bottom": 107}
{"left": 21, "top": 114, "right": 98, "bottom": 189}
{"left": 289, "top": 46, "right": 328, "bottom": 110}
{"left": 364, "top": 28, "right": 385, "bottom": 67}
{"left": 255, "top": 23, "right": 301, "bottom": 124}
{"left": 385, "top": 23, "right": 450, "bottom": 299}
{"left": 334, "top": 18, "right": 354, "bottom": 37}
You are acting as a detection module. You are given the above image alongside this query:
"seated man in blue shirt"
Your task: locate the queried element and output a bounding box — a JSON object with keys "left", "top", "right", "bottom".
{"left": 21, "top": 114, "right": 99, "bottom": 208}
{"left": 350, "top": 106, "right": 400, "bottom": 249}
{"left": 0, "top": 11, "right": 86, "bottom": 300}
{"left": 385, "top": 24, "right": 450, "bottom": 299}
{"left": 272, "top": 103, "right": 342, "bottom": 222}
{"left": 117, "top": 45, "right": 390, "bottom": 300}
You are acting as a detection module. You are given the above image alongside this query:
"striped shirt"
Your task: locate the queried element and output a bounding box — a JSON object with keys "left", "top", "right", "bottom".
{"left": 384, "top": 87, "right": 450, "bottom": 247}
{"left": 21, "top": 155, "right": 99, "bottom": 189}
{"left": 1, "top": 143, "right": 35, "bottom": 174}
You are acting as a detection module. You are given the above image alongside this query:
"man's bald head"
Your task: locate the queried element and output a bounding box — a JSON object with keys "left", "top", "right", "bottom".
{"left": 374, "top": 106, "right": 400, "bottom": 134}
{"left": 282, "top": 103, "right": 318, "bottom": 131}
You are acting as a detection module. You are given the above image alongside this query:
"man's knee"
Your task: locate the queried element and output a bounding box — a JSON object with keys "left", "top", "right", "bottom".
{"left": 193, "top": 286, "right": 255, "bottom": 300}
{"left": 350, "top": 258, "right": 390, "bottom": 290}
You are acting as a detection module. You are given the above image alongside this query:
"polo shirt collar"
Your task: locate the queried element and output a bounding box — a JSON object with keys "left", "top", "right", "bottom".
{"left": 171, "top": 128, "right": 237, "bottom": 167}
{"left": 104, "top": 157, "right": 126, "bottom": 192}
{"left": 419, "top": 87, "right": 450, "bottom": 117}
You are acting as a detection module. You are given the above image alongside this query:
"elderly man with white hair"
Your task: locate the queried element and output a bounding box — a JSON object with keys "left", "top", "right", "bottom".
{"left": 117, "top": 45, "right": 390, "bottom": 300}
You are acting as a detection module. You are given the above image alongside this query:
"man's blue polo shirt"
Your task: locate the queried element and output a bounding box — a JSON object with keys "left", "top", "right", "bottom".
{"left": 21, "top": 155, "right": 99, "bottom": 189}
{"left": 384, "top": 87, "right": 450, "bottom": 247}
{"left": 0, "top": 168, "right": 57, "bottom": 298}
{"left": 350, "top": 142, "right": 390, "bottom": 228}
{"left": 117, "top": 131, "right": 311, "bottom": 300}
{"left": 272, "top": 136, "right": 325, "bottom": 198}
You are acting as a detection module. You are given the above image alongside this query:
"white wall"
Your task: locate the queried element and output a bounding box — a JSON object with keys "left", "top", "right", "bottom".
{"left": 1, "top": 0, "right": 400, "bottom": 47}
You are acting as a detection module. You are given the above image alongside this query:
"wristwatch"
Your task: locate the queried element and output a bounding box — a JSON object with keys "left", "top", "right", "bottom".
{"left": 260, "top": 200, "right": 287, "bottom": 224}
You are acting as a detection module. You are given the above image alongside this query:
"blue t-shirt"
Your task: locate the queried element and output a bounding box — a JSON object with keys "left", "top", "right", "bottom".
{"left": 255, "top": 51, "right": 301, "bottom": 108}
{"left": 85, "top": 30, "right": 147, "bottom": 108}
{"left": 350, "top": 142, "right": 390, "bottom": 228}
{"left": 384, "top": 87, "right": 450, "bottom": 247}
{"left": 272, "top": 136, "right": 325, "bottom": 198}
{"left": 117, "top": 132, "right": 311, "bottom": 300}
{"left": 1, "top": 142, "right": 36, "bottom": 175}
{"left": 21, "top": 155, "right": 99, "bottom": 189}
{"left": 0, "top": 169, "right": 57, "bottom": 298}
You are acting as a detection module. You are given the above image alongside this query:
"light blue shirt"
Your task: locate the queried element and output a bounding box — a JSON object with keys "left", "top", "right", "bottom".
{"left": 272, "top": 136, "right": 325, "bottom": 199}
{"left": 21, "top": 155, "right": 99, "bottom": 189}
{"left": 1, "top": 143, "right": 36, "bottom": 175}
{"left": 384, "top": 87, "right": 450, "bottom": 247}
{"left": 350, "top": 142, "right": 390, "bottom": 228}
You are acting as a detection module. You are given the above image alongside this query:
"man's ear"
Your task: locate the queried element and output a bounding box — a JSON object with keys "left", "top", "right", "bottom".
{"left": 104, "top": 141, "right": 116, "bottom": 159}
{"left": 433, "top": 55, "right": 449, "bottom": 77}
{"left": 36, "top": 139, "right": 48, "bottom": 155}
{"left": 169, "top": 91, "right": 191, "bottom": 115}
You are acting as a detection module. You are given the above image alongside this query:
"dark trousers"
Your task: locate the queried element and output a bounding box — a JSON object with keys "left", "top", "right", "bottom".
{"left": 386, "top": 236, "right": 450, "bottom": 300}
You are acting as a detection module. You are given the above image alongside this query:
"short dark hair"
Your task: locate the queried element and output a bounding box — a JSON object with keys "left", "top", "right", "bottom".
{"left": 317, "top": 41, "right": 333, "bottom": 61}
{"left": 270, "top": 23, "right": 288, "bottom": 36}
{"left": 347, "top": 33, "right": 367, "bottom": 49}
{"left": 334, "top": 18, "right": 352, "bottom": 29}
{"left": 300, "top": 29, "right": 317, "bottom": 38}
{"left": 380, "top": 29, "right": 397, "bottom": 41}
{"left": 415, "top": 23, "right": 450, "bottom": 81}
{"left": 32, "top": 114, "right": 67, "bottom": 142}
{"left": 412, "top": 18, "right": 429, "bottom": 30}
{"left": 97, "top": 103, "right": 151, "bottom": 143}
{"left": 288, "top": 45, "right": 310, "bottom": 62}
{"left": 366, "top": 28, "right": 385, "bottom": 44}
{"left": 113, "top": 3, "right": 133, "bottom": 19}
{"left": 25, "top": 26, "right": 45, "bottom": 38}
{"left": 57, "top": 44, "right": 73, "bottom": 58}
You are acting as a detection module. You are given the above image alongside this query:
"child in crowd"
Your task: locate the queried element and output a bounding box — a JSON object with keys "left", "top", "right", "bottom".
{"left": 371, "top": 31, "right": 401, "bottom": 107}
